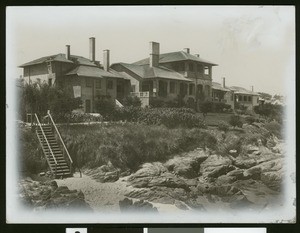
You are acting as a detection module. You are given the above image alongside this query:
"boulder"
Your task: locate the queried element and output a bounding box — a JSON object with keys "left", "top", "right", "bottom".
{"left": 119, "top": 198, "right": 158, "bottom": 213}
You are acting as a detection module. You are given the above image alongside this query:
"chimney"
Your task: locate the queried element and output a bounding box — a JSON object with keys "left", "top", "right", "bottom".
{"left": 251, "top": 86, "right": 254, "bottom": 92}
{"left": 183, "top": 48, "right": 190, "bottom": 54}
{"left": 149, "top": 41, "right": 160, "bottom": 67}
{"left": 222, "top": 77, "right": 226, "bottom": 88}
{"left": 195, "top": 54, "right": 200, "bottom": 57}
{"left": 89, "top": 37, "right": 96, "bottom": 62}
{"left": 103, "top": 49, "right": 110, "bottom": 71}
{"left": 66, "top": 45, "right": 70, "bottom": 60}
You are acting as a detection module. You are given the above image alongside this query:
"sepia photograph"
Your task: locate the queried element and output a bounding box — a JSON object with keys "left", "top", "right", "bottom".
{"left": 6, "top": 6, "right": 295, "bottom": 223}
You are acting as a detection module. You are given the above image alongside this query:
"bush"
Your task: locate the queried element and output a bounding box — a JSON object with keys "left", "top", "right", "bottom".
{"left": 122, "top": 96, "right": 142, "bottom": 107}
{"left": 94, "top": 98, "right": 115, "bottom": 120}
{"left": 244, "top": 116, "right": 256, "bottom": 125}
{"left": 264, "top": 121, "right": 282, "bottom": 139}
{"left": 19, "top": 128, "right": 48, "bottom": 174}
{"left": 217, "top": 121, "right": 230, "bottom": 132}
{"left": 254, "top": 103, "right": 284, "bottom": 123}
{"left": 229, "top": 115, "right": 243, "bottom": 128}
{"left": 54, "top": 112, "right": 103, "bottom": 123}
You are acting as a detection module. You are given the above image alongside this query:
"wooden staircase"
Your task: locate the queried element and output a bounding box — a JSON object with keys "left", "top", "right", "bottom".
{"left": 34, "top": 113, "right": 73, "bottom": 178}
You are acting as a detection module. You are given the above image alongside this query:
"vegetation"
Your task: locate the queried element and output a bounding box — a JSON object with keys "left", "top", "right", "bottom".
{"left": 229, "top": 115, "right": 243, "bottom": 128}
{"left": 254, "top": 103, "right": 284, "bottom": 123}
{"left": 122, "top": 96, "right": 142, "bottom": 107}
{"left": 20, "top": 83, "right": 82, "bottom": 121}
{"left": 60, "top": 124, "right": 216, "bottom": 171}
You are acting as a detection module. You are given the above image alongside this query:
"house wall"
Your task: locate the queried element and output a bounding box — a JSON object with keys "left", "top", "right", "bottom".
{"left": 234, "top": 94, "right": 259, "bottom": 110}
{"left": 23, "top": 63, "right": 55, "bottom": 85}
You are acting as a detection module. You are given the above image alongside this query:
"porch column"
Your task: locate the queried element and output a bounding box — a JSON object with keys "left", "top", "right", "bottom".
{"left": 153, "top": 79, "right": 159, "bottom": 96}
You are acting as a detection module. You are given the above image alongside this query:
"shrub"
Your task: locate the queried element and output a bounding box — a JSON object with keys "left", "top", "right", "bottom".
{"left": 264, "top": 121, "right": 282, "bottom": 139}
{"left": 244, "top": 116, "right": 256, "bottom": 125}
{"left": 94, "top": 98, "right": 115, "bottom": 120}
{"left": 122, "top": 96, "right": 142, "bottom": 107}
{"left": 217, "top": 121, "right": 230, "bottom": 132}
{"left": 229, "top": 115, "right": 243, "bottom": 128}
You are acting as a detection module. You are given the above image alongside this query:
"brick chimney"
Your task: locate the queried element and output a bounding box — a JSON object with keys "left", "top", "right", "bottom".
{"left": 251, "top": 86, "right": 254, "bottom": 92}
{"left": 89, "top": 37, "right": 96, "bottom": 62}
{"left": 103, "top": 49, "right": 110, "bottom": 71}
{"left": 222, "top": 77, "right": 226, "bottom": 88}
{"left": 66, "top": 45, "right": 70, "bottom": 60}
{"left": 183, "top": 48, "right": 190, "bottom": 54}
{"left": 195, "top": 54, "right": 200, "bottom": 57}
{"left": 149, "top": 42, "right": 160, "bottom": 67}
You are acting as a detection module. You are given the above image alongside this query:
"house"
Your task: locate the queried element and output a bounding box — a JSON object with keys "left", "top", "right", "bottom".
{"left": 211, "top": 78, "right": 235, "bottom": 109}
{"left": 211, "top": 78, "right": 260, "bottom": 111}
{"left": 111, "top": 42, "right": 218, "bottom": 107}
{"left": 19, "top": 37, "right": 130, "bottom": 113}
{"left": 229, "top": 86, "right": 259, "bottom": 110}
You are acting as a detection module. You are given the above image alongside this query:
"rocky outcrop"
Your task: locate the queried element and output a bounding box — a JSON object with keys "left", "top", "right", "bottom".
{"left": 18, "top": 178, "right": 92, "bottom": 211}
{"left": 85, "top": 165, "right": 119, "bottom": 183}
{"left": 119, "top": 198, "right": 158, "bottom": 213}
{"left": 125, "top": 132, "right": 284, "bottom": 210}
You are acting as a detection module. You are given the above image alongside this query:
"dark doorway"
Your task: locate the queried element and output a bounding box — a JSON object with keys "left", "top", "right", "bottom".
{"left": 85, "top": 99, "right": 91, "bottom": 113}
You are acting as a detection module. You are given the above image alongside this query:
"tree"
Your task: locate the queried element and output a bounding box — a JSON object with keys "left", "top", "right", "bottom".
{"left": 21, "top": 83, "right": 82, "bottom": 121}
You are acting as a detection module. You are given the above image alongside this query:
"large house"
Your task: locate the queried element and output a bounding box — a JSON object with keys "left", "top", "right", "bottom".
{"left": 20, "top": 38, "right": 259, "bottom": 113}
{"left": 19, "top": 37, "right": 130, "bottom": 113}
{"left": 111, "top": 42, "right": 217, "bottom": 107}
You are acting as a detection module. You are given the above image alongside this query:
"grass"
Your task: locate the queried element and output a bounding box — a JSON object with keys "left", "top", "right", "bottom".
{"left": 59, "top": 123, "right": 217, "bottom": 171}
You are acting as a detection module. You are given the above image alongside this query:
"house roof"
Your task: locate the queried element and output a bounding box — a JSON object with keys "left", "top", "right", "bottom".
{"left": 133, "top": 51, "right": 218, "bottom": 66}
{"left": 19, "top": 54, "right": 97, "bottom": 67}
{"left": 212, "top": 82, "right": 231, "bottom": 92}
{"left": 229, "top": 86, "right": 259, "bottom": 96}
{"left": 65, "top": 65, "right": 121, "bottom": 79}
{"left": 117, "top": 63, "right": 191, "bottom": 82}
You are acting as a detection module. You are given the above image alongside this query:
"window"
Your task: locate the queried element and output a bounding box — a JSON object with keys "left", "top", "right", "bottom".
{"left": 248, "top": 96, "right": 252, "bottom": 102}
{"left": 170, "top": 82, "right": 176, "bottom": 93}
{"left": 107, "top": 80, "right": 113, "bottom": 89}
{"left": 243, "top": 96, "right": 247, "bottom": 101}
{"left": 189, "top": 84, "right": 195, "bottom": 95}
{"left": 48, "top": 78, "right": 52, "bottom": 86}
{"left": 189, "top": 63, "right": 194, "bottom": 72}
{"left": 238, "top": 95, "right": 242, "bottom": 101}
{"left": 95, "top": 80, "right": 101, "bottom": 89}
{"left": 86, "top": 78, "right": 93, "bottom": 87}
{"left": 231, "top": 93, "right": 233, "bottom": 101}
{"left": 131, "top": 85, "right": 136, "bottom": 92}
{"left": 197, "top": 64, "right": 202, "bottom": 73}
{"left": 204, "top": 67, "right": 209, "bottom": 75}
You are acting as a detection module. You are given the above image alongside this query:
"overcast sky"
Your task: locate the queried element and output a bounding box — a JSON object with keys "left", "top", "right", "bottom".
{"left": 7, "top": 6, "right": 295, "bottom": 95}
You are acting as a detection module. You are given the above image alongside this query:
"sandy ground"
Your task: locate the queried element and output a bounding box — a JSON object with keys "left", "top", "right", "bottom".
{"left": 55, "top": 172, "right": 185, "bottom": 213}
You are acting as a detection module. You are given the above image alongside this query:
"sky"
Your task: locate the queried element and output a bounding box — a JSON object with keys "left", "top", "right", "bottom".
{"left": 6, "top": 6, "right": 295, "bottom": 95}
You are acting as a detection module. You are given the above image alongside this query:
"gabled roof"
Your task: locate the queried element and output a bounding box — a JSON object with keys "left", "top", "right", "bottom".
{"left": 229, "top": 86, "right": 259, "bottom": 96}
{"left": 116, "top": 63, "right": 191, "bottom": 82}
{"left": 133, "top": 51, "right": 218, "bottom": 66}
{"left": 212, "top": 82, "right": 231, "bottom": 92}
{"left": 19, "top": 54, "right": 97, "bottom": 67}
{"left": 65, "top": 65, "right": 121, "bottom": 79}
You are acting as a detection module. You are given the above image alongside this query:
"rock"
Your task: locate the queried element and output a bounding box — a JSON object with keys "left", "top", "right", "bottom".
{"left": 119, "top": 198, "right": 158, "bottom": 213}
{"left": 175, "top": 200, "right": 189, "bottom": 210}
{"left": 234, "top": 156, "right": 257, "bottom": 169}
{"left": 200, "top": 154, "right": 232, "bottom": 178}
{"left": 243, "top": 166, "right": 262, "bottom": 179}
{"left": 261, "top": 171, "right": 282, "bottom": 191}
{"left": 18, "top": 179, "right": 92, "bottom": 212}
{"left": 165, "top": 150, "right": 208, "bottom": 179}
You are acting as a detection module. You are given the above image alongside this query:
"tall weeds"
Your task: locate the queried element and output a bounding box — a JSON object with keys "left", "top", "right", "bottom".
{"left": 60, "top": 123, "right": 216, "bottom": 171}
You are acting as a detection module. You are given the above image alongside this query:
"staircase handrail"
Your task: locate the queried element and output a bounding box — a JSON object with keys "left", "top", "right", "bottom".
{"left": 34, "top": 114, "right": 58, "bottom": 166}
{"left": 47, "top": 113, "right": 73, "bottom": 164}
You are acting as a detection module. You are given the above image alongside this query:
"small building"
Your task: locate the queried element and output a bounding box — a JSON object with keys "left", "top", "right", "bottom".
{"left": 211, "top": 77, "right": 235, "bottom": 109}
{"left": 229, "top": 86, "right": 259, "bottom": 110}
{"left": 19, "top": 38, "right": 130, "bottom": 113}
{"left": 111, "top": 42, "right": 217, "bottom": 107}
